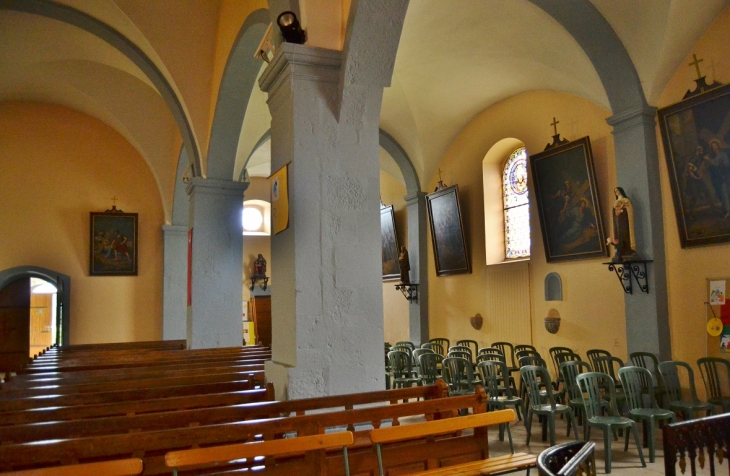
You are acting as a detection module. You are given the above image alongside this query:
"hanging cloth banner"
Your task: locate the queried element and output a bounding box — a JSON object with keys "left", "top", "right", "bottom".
{"left": 270, "top": 163, "right": 290, "bottom": 234}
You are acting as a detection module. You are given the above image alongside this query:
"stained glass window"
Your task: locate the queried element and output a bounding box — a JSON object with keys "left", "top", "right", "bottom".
{"left": 502, "top": 147, "right": 530, "bottom": 259}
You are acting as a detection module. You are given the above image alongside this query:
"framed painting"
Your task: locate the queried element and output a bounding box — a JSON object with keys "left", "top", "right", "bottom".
{"left": 90, "top": 211, "right": 138, "bottom": 276}
{"left": 381, "top": 205, "right": 400, "bottom": 281}
{"left": 426, "top": 184, "right": 471, "bottom": 276}
{"left": 658, "top": 83, "right": 730, "bottom": 248}
{"left": 530, "top": 136, "right": 607, "bottom": 262}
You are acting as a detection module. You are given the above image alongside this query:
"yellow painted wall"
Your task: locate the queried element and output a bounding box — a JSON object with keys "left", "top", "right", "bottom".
{"left": 657, "top": 6, "right": 730, "bottom": 368}
{"left": 416, "top": 91, "right": 625, "bottom": 365}
{"left": 0, "top": 102, "right": 164, "bottom": 344}
{"left": 380, "top": 171, "right": 409, "bottom": 344}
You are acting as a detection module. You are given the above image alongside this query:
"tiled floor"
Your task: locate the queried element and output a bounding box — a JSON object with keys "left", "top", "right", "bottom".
{"left": 487, "top": 413, "right": 727, "bottom": 475}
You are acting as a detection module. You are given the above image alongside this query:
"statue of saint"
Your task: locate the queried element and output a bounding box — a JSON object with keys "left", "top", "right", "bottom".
{"left": 398, "top": 246, "right": 410, "bottom": 283}
{"left": 606, "top": 187, "right": 640, "bottom": 262}
{"left": 253, "top": 254, "right": 267, "bottom": 277}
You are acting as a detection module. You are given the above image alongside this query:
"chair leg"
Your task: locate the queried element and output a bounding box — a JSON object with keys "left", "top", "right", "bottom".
{"left": 630, "top": 423, "right": 647, "bottom": 468}
{"left": 647, "top": 419, "right": 656, "bottom": 463}
{"left": 603, "top": 428, "right": 613, "bottom": 474}
{"left": 506, "top": 422, "right": 515, "bottom": 454}
{"left": 548, "top": 415, "right": 556, "bottom": 446}
{"left": 525, "top": 410, "right": 533, "bottom": 445}
{"left": 568, "top": 411, "right": 579, "bottom": 440}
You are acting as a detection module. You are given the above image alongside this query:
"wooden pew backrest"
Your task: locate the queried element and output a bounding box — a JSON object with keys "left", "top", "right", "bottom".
{"left": 0, "top": 458, "right": 143, "bottom": 476}
{"left": 663, "top": 413, "right": 730, "bottom": 476}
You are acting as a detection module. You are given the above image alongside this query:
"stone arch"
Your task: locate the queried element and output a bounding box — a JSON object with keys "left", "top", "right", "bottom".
{"left": 0, "top": 0, "right": 202, "bottom": 176}
{"left": 0, "top": 266, "right": 71, "bottom": 346}
{"left": 207, "top": 9, "right": 270, "bottom": 180}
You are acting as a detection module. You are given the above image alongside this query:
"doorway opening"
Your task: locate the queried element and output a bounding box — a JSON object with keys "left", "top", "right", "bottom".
{"left": 29, "top": 277, "right": 59, "bottom": 357}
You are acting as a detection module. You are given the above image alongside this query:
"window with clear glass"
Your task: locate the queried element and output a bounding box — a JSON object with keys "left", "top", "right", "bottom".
{"left": 502, "top": 147, "right": 530, "bottom": 259}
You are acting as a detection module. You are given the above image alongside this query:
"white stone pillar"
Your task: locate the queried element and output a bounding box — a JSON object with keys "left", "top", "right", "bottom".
{"left": 405, "top": 191, "right": 429, "bottom": 345}
{"left": 186, "top": 177, "right": 249, "bottom": 349}
{"left": 607, "top": 106, "right": 671, "bottom": 361}
{"left": 260, "top": 44, "right": 385, "bottom": 398}
{"left": 161, "top": 224, "right": 187, "bottom": 340}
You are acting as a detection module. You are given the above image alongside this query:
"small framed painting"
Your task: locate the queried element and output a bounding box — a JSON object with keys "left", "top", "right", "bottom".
{"left": 381, "top": 205, "right": 400, "bottom": 281}
{"left": 90, "top": 210, "right": 138, "bottom": 276}
{"left": 426, "top": 184, "right": 471, "bottom": 276}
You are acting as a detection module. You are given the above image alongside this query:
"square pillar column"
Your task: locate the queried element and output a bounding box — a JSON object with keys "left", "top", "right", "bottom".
{"left": 405, "top": 191, "right": 429, "bottom": 345}
{"left": 161, "top": 224, "right": 187, "bottom": 340}
{"left": 607, "top": 106, "right": 671, "bottom": 361}
{"left": 260, "top": 43, "right": 385, "bottom": 399}
{"left": 186, "top": 177, "right": 248, "bottom": 349}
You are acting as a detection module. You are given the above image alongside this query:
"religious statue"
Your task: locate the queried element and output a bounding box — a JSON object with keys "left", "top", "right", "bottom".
{"left": 253, "top": 254, "right": 267, "bottom": 277}
{"left": 398, "top": 246, "right": 410, "bottom": 284}
{"left": 606, "top": 187, "right": 640, "bottom": 262}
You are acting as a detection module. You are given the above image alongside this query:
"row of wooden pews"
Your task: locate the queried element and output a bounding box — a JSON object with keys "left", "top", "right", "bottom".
{"left": 0, "top": 341, "right": 531, "bottom": 475}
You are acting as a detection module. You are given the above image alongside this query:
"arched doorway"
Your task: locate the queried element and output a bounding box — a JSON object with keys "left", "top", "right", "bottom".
{"left": 0, "top": 267, "right": 70, "bottom": 372}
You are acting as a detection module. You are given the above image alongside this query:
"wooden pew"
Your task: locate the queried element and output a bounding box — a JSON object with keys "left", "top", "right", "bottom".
{"left": 0, "top": 384, "right": 489, "bottom": 475}
{"left": 0, "top": 458, "right": 144, "bottom": 476}
{"left": 370, "top": 410, "right": 536, "bottom": 475}
{"left": 0, "top": 382, "right": 438, "bottom": 441}
{"left": 43, "top": 340, "right": 186, "bottom": 352}
{"left": 0, "top": 387, "right": 274, "bottom": 426}
{"left": 166, "top": 432, "right": 353, "bottom": 476}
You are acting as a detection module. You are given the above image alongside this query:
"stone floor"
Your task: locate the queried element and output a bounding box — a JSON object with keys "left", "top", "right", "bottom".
{"left": 487, "top": 413, "right": 727, "bottom": 475}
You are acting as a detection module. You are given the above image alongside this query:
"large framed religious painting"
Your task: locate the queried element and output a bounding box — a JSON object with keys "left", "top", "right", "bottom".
{"left": 90, "top": 211, "right": 138, "bottom": 276}
{"left": 426, "top": 185, "right": 471, "bottom": 276}
{"left": 381, "top": 205, "right": 400, "bottom": 281}
{"left": 530, "top": 136, "right": 607, "bottom": 263}
{"left": 658, "top": 83, "right": 730, "bottom": 248}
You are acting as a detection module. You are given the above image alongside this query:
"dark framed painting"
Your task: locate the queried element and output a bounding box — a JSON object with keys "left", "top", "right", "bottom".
{"left": 658, "top": 83, "right": 730, "bottom": 248}
{"left": 90, "top": 211, "right": 138, "bottom": 276}
{"left": 426, "top": 184, "right": 471, "bottom": 276}
{"left": 381, "top": 205, "right": 400, "bottom": 281}
{"left": 530, "top": 136, "right": 607, "bottom": 263}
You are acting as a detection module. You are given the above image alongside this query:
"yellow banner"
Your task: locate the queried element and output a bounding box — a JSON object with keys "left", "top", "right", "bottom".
{"left": 270, "top": 164, "right": 289, "bottom": 234}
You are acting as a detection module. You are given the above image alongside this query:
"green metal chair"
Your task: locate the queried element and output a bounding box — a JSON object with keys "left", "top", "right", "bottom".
{"left": 560, "top": 360, "right": 593, "bottom": 440}
{"left": 412, "top": 348, "right": 434, "bottom": 375}
{"left": 657, "top": 360, "right": 715, "bottom": 420}
{"left": 421, "top": 341, "right": 444, "bottom": 357}
{"left": 552, "top": 350, "right": 582, "bottom": 403}
{"left": 697, "top": 357, "right": 730, "bottom": 413}
{"left": 442, "top": 356, "right": 477, "bottom": 397}
{"left": 629, "top": 351, "right": 666, "bottom": 408}
{"left": 586, "top": 349, "right": 611, "bottom": 370}
{"left": 576, "top": 372, "right": 646, "bottom": 474}
{"left": 492, "top": 341, "right": 519, "bottom": 376}
{"left": 520, "top": 365, "right": 579, "bottom": 446}
{"left": 417, "top": 352, "right": 444, "bottom": 385}
{"left": 618, "top": 366, "right": 676, "bottom": 463}
{"left": 477, "top": 360, "right": 522, "bottom": 452}
{"left": 387, "top": 350, "right": 420, "bottom": 389}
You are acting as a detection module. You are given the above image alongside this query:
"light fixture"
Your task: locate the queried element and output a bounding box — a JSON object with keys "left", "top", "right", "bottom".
{"left": 277, "top": 11, "right": 306, "bottom": 44}
{"left": 242, "top": 200, "right": 271, "bottom": 236}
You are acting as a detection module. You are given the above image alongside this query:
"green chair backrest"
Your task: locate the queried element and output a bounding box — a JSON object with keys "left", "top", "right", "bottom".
{"left": 456, "top": 339, "right": 479, "bottom": 357}
{"left": 515, "top": 344, "right": 537, "bottom": 355}
{"left": 549, "top": 346, "right": 574, "bottom": 374}
{"left": 478, "top": 360, "right": 514, "bottom": 399}
{"left": 442, "top": 357, "right": 476, "bottom": 393}
{"left": 520, "top": 365, "right": 557, "bottom": 409}
{"left": 576, "top": 372, "right": 617, "bottom": 419}
{"left": 476, "top": 352, "right": 506, "bottom": 365}
{"left": 658, "top": 360, "right": 700, "bottom": 403}
{"left": 395, "top": 341, "right": 415, "bottom": 351}
{"left": 697, "top": 357, "right": 730, "bottom": 402}
{"left": 586, "top": 349, "right": 611, "bottom": 370}
{"left": 630, "top": 351, "right": 659, "bottom": 373}
{"left": 418, "top": 352, "right": 444, "bottom": 385}
{"left": 619, "top": 366, "right": 658, "bottom": 411}
{"left": 593, "top": 355, "right": 624, "bottom": 382}
{"left": 429, "top": 337, "right": 450, "bottom": 350}
{"left": 519, "top": 355, "right": 546, "bottom": 368}
{"left": 448, "top": 350, "right": 472, "bottom": 362}
{"left": 560, "top": 360, "right": 593, "bottom": 401}
{"left": 388, "top": 350, "right": 413, "bottom": 379}
{"left": 421, "top": 342, "right": 444, "bottom": 356}
{"left": 492, "top": 342, "right": 516, "bottom": 367}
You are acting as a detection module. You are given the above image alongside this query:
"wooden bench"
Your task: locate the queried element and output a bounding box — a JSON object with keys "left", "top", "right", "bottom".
{"left": 663, "top": 412, "right": 730, "bottom": 476}
{"left": 165, "top": 431, "right": 354, "bottom": 476}
{"left": 370, "top": 410, "right": 536, "bottom": 475}
{"left": 44, "top": 340, "right": 186, "bottom": 352}
{"left": 0, "top": 384, "right": 490, "bottom": 475}
{"left": 0, "top": 458, "right": 144, "bottom": 476}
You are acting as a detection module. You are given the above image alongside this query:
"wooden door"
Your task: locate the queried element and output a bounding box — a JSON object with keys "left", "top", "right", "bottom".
{"left": 0, "top": 278, "right": 30, "bottom": 373}
{"left": 251, "top": 296, "right": 271, "bottom": 348}
{"left": 30, "top": 293, "right": 53, "bottom": 357}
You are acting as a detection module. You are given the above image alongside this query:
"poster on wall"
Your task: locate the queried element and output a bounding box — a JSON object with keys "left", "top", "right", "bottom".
{"left": 721, "top": 329, "right": 730, "bottom": 352}
{"left": 270, "top": 163, "right": 290, "bottom": 234}
{"left": 710, "top": 280, "right": 726, "bottom": 305}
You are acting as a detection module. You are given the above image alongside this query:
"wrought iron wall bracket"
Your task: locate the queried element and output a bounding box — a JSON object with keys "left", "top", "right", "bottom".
{"left": 395, "top": 283, "right": 418, "bottom": 303}
{"left": 250, "top": 276, "right": 269, "bottom": 292}
{"left": 602, "top": 260, "right": 652, "bottom": 294}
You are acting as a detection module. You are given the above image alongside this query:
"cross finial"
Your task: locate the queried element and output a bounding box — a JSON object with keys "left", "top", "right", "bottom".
{"left": 689, "top": 54, "right": 704, "bottom": 80}
{"left": 437, "top": 168, "right": 443, "bottom": 182}
{"left": 550, "top": 117, "right": 560, "bottom": 136}
{"left": 110, "top": 196, "right": 118, "bottom": 207}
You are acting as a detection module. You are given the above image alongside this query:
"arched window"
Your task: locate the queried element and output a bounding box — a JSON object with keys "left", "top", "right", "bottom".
{"left": 502, "top": 147, "right": 530, "bottom": 259}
